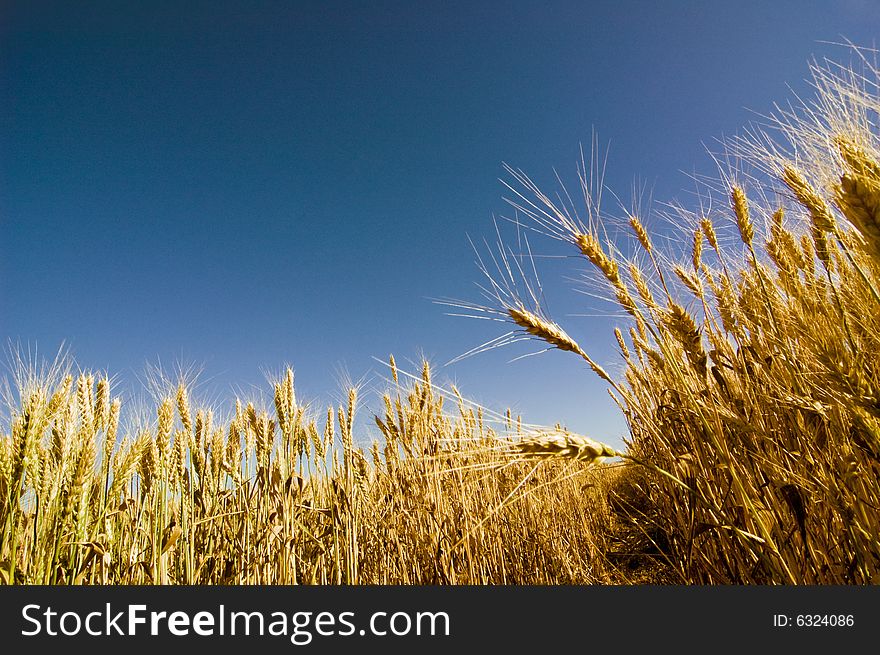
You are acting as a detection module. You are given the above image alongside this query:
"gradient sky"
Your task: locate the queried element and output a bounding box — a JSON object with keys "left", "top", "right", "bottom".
{"left": 2, "top": 1, "right": 878, "bottom": 446}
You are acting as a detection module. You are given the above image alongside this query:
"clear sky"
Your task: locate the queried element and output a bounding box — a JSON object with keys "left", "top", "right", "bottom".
{"left": 1, "top": 1, "right": 878, "bottom": 446}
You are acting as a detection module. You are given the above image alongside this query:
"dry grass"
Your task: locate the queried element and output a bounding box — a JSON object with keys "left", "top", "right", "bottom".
{"left": 466, "top": 54, "right": 880, "bottom": 583}
{"left": 0, "top": 358, "right": 629, "bottom": 584}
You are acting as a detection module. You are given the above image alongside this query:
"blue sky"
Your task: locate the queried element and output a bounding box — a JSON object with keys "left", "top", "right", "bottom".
{"left": 1, "top": 1, "right": 878, "bottom": 446}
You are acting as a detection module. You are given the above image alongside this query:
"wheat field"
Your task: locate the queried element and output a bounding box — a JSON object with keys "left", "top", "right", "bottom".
{"left": 2, "top": 56, "right": 880, "bottom": 585}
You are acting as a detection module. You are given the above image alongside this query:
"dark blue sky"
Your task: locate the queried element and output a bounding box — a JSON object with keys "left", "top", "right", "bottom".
{"left": 2, "top": 1, "right": 877, "bottom": 445}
